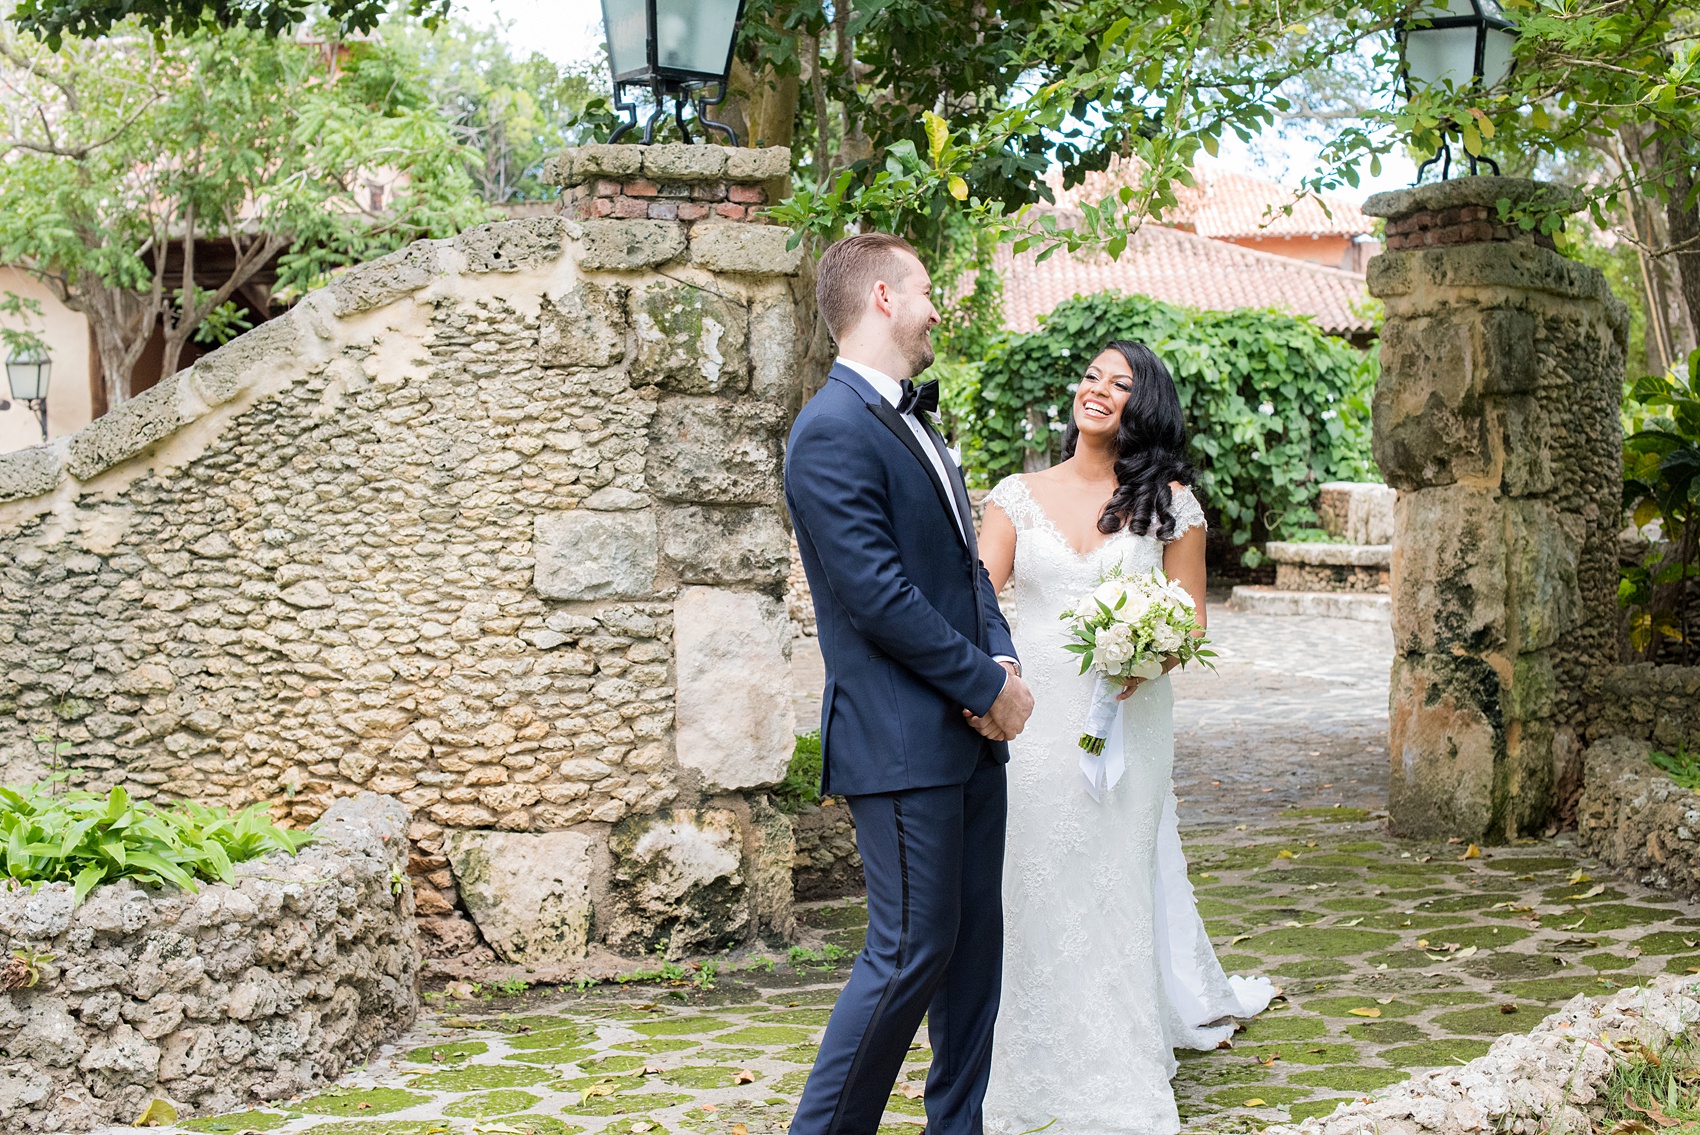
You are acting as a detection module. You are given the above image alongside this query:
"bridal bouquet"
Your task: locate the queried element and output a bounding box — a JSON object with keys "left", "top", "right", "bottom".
{"left": 1060, "top": 566, "right": 1215, "bottom": 756}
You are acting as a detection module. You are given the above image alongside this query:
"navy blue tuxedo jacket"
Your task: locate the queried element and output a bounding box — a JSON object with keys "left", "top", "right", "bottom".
{"left": 784, "top": 363, "right": 1017, "bottom": 797}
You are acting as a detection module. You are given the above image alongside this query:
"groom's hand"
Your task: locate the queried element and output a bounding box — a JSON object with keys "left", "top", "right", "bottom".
{"left": 962, "top": 663, "right": 1034, "bottom": 740}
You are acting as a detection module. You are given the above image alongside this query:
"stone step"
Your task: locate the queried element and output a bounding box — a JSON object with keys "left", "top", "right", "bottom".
{"left": 1229, "top": 585, "right": 1391, "bottom": 622}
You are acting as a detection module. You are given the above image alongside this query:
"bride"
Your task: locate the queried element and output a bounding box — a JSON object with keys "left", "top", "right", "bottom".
{"left": 976, "top": 340, "right": 1275, "bottom": 1135}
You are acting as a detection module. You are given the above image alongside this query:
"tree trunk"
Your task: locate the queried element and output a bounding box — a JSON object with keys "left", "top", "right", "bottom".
{"left": 72, "top": 283, "right": 158, "bottom": 410}
{"left": 1661, "top": 150, "right": 1700, "bottom": 364}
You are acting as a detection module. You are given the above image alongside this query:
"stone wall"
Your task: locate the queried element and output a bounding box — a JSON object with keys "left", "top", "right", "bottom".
{"left": 1364, "top": 178, "right": 1629, "bottom": 842}
{"left": 1586, "top": 665, "right": 1700, "bottom": 758}
{"left": 1577, "top": 735, "right": 1700, "bottom": 897}
{"left": 0, "top": 793, "right": 417, "bottom": 1133}
{"left": 0, "top": 144, "right": 814, "bottom": 963}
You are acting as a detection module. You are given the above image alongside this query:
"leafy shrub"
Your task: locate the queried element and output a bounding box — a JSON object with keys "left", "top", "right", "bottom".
{"left": 0, "top": 782, "right": 313, "bottom": 903}
{"left": 772, "top": 732, "right": 823, "bottom": 814}
{"left": 1620, "top": 354, "right": 1700, "bottom": 662}
{"left": 1650, "top": 748, "right": 1700, "bottom": 790}
{"left": 961, "top": 293, "right": 1379, "bottom": 561}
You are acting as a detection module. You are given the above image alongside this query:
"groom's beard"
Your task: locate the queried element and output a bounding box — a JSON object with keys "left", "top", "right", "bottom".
{"left": 897, "top": 316, "right": 936, "bottom": 378}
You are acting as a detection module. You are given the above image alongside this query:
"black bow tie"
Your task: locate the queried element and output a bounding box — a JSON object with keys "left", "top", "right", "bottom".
{"left": 896, "top": 378, "right": 939, "bottom": 416}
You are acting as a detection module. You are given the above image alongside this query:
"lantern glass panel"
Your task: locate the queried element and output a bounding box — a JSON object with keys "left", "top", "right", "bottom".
{"left": 1404, "top": 25, "right": 1480, "bottom": 89}
{"left": 654, "top": 0, "right": 741, "bottom": 80}
{"left": 1480, "top": 24, "right": 1516, "bottom": 88}
{"left": 5, "top": 354, "right": 49, "bottom": 402}
{"left": 1413, "top": 0, "right": 1476, "bottom": 16}
{"left": 602, "top": 0, "right": 649, "bottom": 81}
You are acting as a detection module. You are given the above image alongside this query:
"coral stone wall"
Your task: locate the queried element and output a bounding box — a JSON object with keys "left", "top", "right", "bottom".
{"left": 0, "top": 793, "right": 417, "bottom": 1132}
{"left": 0, "top": 145, "right": 815, "bottom": 962}
{"left": 1364, "top": 178, "right": 1629, "bottom": 842}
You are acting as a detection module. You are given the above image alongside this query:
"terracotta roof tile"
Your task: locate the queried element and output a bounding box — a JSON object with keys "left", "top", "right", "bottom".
{"left": 996, "top": 218, "right": 1375, "bottom": 337}
{"left": 1047, "top": 164, "right": 1373, "bottom": 239}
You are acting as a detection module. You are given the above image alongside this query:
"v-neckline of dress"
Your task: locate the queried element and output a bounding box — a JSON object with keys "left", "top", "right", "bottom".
{"left": 1013, "top": 475, "right": 1133, "bottom": 561}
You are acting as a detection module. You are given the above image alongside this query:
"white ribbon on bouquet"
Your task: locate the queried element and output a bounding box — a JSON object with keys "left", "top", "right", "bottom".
{"left": 1078, "top": 660, "right": 1161, "bottom": 801}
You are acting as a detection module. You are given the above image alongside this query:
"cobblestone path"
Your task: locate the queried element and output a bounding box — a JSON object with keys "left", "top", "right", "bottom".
{"left": 153, "top": 610, "right": 1695, "bottom": 1135}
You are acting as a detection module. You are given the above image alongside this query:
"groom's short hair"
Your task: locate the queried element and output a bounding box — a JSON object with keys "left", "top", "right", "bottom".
{"left": 817, "top": 232, "right": 920, "bottom": 341}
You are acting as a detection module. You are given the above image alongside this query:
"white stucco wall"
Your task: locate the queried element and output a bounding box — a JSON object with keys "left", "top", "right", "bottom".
{"left": 0, "top": 266, "right": 92, "bottom": 452}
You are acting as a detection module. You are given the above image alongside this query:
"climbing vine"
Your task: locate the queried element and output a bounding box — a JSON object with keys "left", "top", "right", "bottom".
{"left": 959, "top": 293, "right": 1378, "bottom": 561}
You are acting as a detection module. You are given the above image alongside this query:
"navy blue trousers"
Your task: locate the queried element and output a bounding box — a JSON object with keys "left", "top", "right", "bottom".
{"left": 790, "top": 755, "right": 1007, "bottom": 1135}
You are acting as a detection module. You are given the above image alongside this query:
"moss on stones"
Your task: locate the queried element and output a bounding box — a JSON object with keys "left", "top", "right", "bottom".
{"left": 579, "top": 1055, "right": 649, "bottom": 1074}
{"left": 297, "top": 1088, "right": 430, "bottom": 1116}
{"left": 1283, "top": 808, "right": 1376, "bottom": 822}
{"left": 403, "top": 1040, "right": 489, "bottom": 1064}
{"left": 182, "top": 1111, "right": 290, "bottom": 1132}
{"left": 504, "top": 1046, "right": 598, "bottom": 1066}
{"left": 659, "top": 1065, "right": 763, "bottom": 1088}
{"left": 1665, "top": 955, "right": 1700, "bottom": 974}
{"left": 612, "top": 1037, "right": 701, "bottom": 1053}
{"left": 564, "top": 1091, "right": 693, "bottom": 1116}
{"left": 752, "top": 1008, "right": 832, "bottom": 1025}
{"left": 1244, "top": 928, "right": 1400, "bottom": 956}
{"left": 1288, "top": 1066, "right": 1409, "bottom": 1093}
{"left": 1559, "top": 904, "right": 1673, "bottom": 930}
{"left": 1459, "top": 951, "right": 1566, "bottom": 980}
{"left": 776, "top": 1043, "right": 821, "bottom": 1064}
{"left": 1504, "top": 975, "right": 1622, "bottom": 1001}
{"left": 774, "top": 1069, "right": 812, "bottom": 1094}
{"left": 1581, "top": 951, "right": 1641, "bottom": 971}
{"left": 1197, "top": 898, "right": 1245, "bottom": 918}
{"left": 292, "top": 1125, "right": 453, "bottom": 1135}
{"left": 1237, "top": 1016, "right": 1329, "bottom": 1043}
{"left": 716, "top": 1025, "right": 817, "bottom": 1045}
{"left": 1217, "top": 953, "right": 1265, "bottom": 971}
{"left": 1381, "top": 1039, "right": 1494, "bottom": 1066}
{"left": 1239, "top": 1042, "right": 1360, "bottom": 1066}
{"left": 1346, "top": 1021, "right": 1429, "bottom": 1044}
{"left": 1319, "top": 897, "right": 1394, "bottom": 912}
{"left": 1432, "top": 1005, "right": 1531, "bottom": 1034}
{"left": 1301, "top": 997, "right": 1423, "bottom": 1018}
{"left": 1271, "top": 959, "right": 1353, "bottom": 979}
{"left": 1629, "top": 932, "right": 1700, "bottom": 955}
{"left": 1480, "top": 856, "right": 1579, "bottom": 874}
{"left": 408, "top": 1064, "right": 555, "bottom": 1092}
{"left": 1205, "top": 1085, "right": 1313, "bottom": 1108}
{"left": 508, "top": 1026, "right": 596, "bottom": 1050}
{"left": 1289, "top": 1098, "right": 1357, "bottom": 1122}
{"left": 441, "top": 1090, "right": 544, "bottom": 1118}
{"left": 628, "top": 1016, "right": 736, "bottom": 1037}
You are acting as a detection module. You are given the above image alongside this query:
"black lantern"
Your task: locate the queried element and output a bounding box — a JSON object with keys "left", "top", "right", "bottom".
{"left": 4, "top": 346, "right": 50, "bottom": 442}
{"left": 602, "top": 0, "right": 747, "bottom": 145}
{"left": 1396, "top": 0, "right": 1518, "bottom": 180}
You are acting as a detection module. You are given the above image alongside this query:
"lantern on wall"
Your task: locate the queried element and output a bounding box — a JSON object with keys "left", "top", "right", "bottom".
{"left": 602, "top": 0, "right": 747, "bottom": 145}
{"left": 1396, "top": 0, "right": 1519, "bottom": 180}
{"left": 4, "top": 346, "right": 50, "bottom": 442}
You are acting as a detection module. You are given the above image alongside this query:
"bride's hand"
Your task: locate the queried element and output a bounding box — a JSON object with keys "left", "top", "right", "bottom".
{"left": 1117, "top": 657, "right": 1182, "bottom": 700}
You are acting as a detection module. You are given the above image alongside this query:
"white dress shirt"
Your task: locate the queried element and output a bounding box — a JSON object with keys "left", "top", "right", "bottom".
{"left": 837, "top": 357, "right": 965, "bottom": 540}
{"left": 837, "top": 357, "right": 1018, "bottom": 673}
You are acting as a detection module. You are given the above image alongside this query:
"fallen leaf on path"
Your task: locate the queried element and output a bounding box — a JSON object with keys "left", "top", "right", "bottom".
{"left": 642, "top": 1065, "right": 663, "bottom": 1075}
{"left": 1609, "top": 1122, "right": 1656, "bottom": 1135}
{"left": 1456, "top": 946, "right": 1479, "bottom": 958}
{"left": 1217, "top": 1038, "right": 1234, "bottom": 1049}
{"left": 581, "top": 1084, "right": 618, "bottom": 1104}
{"left": 735, "top": 1069, "right": 758, "bottom": 1084}
{"left": 1564, "top": 884, "right": 1606, "bottom": 900}
{"left": 1258, "top": 1053, "right": 1280, "bottom": 1066}
{"left": 1348, "top": 1008, "right": 1381, "bottom": 1018}
{"left": 1376, "top": 997, "right": 1394, "bottom": 1004}
{"left": 1230, "top": 934, "right": 1255, "bottom": 945}
{"left": 631, "top": 1125, "right": 655, "bottom": 1133}
{"left": 445, "top": 981, "right": 477, "bottom": 1000}
{"left": 1500, "top": 1004, "right": 1519, "bottom": 1014}
{"left": 701, "top": 1105, "right": 718, "bottom": 1113}
{"left": 1339, "top": 918, "right": 1363, "bottom": 927}
{"left": 899, "top": 1083, "right": 925, "bottom": 1099}
{"left": 1624, "top": 1092, "right": 1679, "bottom": 1127}
{"left": 135, "top": 1099, "right": 179, "bottom": 1127}
{"left": 732, "top": 1125, "right": 750, "bottom": 1135}
{"left": 1460, "top": 844, "right": 1482, "bottom": 860}
{"left": 1568, "top": 870, "right": 1591, "bottom": 885}
{"left": 1243, "top": 1098, "right": 1267, "bottom": 1107}
{"left": 1276, "top": 850, "right": 1295, "bottom": 859}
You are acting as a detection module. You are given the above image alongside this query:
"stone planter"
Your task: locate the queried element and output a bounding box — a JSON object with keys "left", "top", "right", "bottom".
{"left": 1267, "top": 541, "right": 1392, "bottom": 594}
{"left": 0, "top": 793, "right": 419, "bottom": 1132}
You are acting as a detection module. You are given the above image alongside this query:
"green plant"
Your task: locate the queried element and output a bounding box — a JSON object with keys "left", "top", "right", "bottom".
{"left": 1650, "top": 749, "right": 1700, "bottom": 791}
{"left": 1620, "top": 355, "right": 1700, "bottom": 661}
{"left": 1595, "top": 1033, "right": 1700, "bottom": 1131}
{"left": 0, "top": 781, "right": 312, "bottom": 903}
{"left": 692, "top": 959, "right": 719, "bottom": 991}
{"left": 772, "top": 732, "right": 824, "bottom": 814}
{"left": 485, "top": 979, "right": 530, "bottom": 997}
{"left": 966, "top": 293, "right": 1378, "bottom": 561}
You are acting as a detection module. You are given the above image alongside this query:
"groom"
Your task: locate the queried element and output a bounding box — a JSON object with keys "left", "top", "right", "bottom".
{"left": 784, "top": 232, "right": 1035, "bottom": 1135}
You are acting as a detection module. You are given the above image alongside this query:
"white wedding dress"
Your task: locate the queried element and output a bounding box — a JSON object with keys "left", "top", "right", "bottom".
{"left": 981, "top": 475, "right": 1276, "bottom": 1135}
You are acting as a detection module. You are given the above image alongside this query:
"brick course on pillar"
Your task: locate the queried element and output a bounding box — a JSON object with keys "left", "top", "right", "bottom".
{"left": 1364, "top": 177, "right": 1629, "bottom": 842}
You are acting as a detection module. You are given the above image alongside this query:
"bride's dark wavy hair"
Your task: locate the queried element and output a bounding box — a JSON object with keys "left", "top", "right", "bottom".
{"left": 1060, "top": 340, "right": 1199, "bottom": 541}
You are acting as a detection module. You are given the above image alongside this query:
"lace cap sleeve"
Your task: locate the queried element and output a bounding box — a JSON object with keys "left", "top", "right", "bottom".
{"left": 986, "top": 475, "right": 1041, "bottom": 531}
{"left": 1165, "top": 485, "right": 1207, "bottom": 541}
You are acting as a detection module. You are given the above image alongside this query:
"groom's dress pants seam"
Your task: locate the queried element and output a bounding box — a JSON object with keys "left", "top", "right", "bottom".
{"left": 827, "top": 794, "right": 910, "bottom": 1135}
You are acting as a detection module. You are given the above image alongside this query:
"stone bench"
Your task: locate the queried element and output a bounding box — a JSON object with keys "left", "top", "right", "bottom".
{"left": 1266, "top": 540, "right": 1392, "bottom": 594}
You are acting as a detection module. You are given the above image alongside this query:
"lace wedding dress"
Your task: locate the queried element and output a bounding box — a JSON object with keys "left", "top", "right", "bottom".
{"left": 981, "top": 475, "right": 1276, "bottom": 1135}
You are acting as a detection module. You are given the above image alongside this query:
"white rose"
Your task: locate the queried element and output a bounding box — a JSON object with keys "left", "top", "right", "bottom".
{"left": 1121, "top": 589, "right": 1153, "bottom": 621}
{"left": 1153, "top": 622, "right": 1183, "bottom": 653}
{"left": 1091, "top": 578, "right": 1127, "bottom": 610}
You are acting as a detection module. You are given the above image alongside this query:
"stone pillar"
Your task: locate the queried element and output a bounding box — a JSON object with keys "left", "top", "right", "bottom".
{"left": 1364, "top": 178, "right": 1628, "bottom": 842}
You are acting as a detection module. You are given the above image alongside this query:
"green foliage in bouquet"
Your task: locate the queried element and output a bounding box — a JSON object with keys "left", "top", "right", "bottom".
{"left": 967, "top": 293, "right": 1378, "bottom": 563}
{"left": 0, "top": 782, "right": 312, "bottom": 903}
